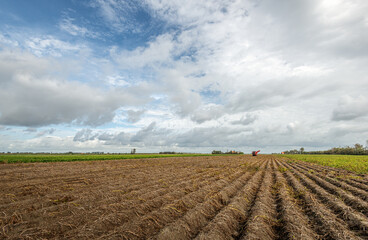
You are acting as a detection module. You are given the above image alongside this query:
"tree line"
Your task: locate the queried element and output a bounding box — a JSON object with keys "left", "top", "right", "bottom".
{"left": 284, "top": 142, "right": 368, "bottom": 155}
{"left": 212, "top": 150, "right": 244, "bottom": 154}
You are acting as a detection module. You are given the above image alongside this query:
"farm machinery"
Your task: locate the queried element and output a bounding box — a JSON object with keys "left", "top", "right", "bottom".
{"left": 252, "top": 150, "right": 260, "bottom": 156}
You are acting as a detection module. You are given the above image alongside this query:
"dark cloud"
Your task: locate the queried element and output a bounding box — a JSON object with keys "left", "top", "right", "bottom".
{"left": 231, "top": 114, "right": 257, "bottom": 125}
{"left": 73, "top": 129, "right": 96, "bottom": 142}
{"left": 23, "top": 127, "right": 55, "bottom": 136}
{"left": 254, "top": 0, "right": 368, "bottom": 61}
{"left": 73, "top": 129, "right": 131, "bottom": 145}
{"left": 326, "top": 125, "right": 368, "bottom": 142}
{"left": 73, "top": 122, "right": 169, "bottom": 147}
{"left": 24, "top": 128, "right": 37, "bottom": 133}
{"left": 97, "top": 131, "right": 131, "bottom": 145}
{"left": 227, "top": 78, "right": 324, "bottom": 112}
{"left": 36, "top": 128, "right": 56, "bottom": 137}
{"left": 332, "top": 96, "right": 368, "bottom": 121}
{"left": 190, "top": 105, "right": 224, "bottom": 123}
{"left": 126, "top": 109, "right": 145, "bottom": 123}
{"left": 0, "top": 50, "right": 151, "bottom": 127}
{"left": 130, "top": 122, "right": 156, "bottom": 142}
{"left": 130, "top": 122, "right": 172, "bottom": 146}
{"left": 172, "top": 126, "right": 251, "bottom": 148}
{"left": 73, "top": 122, "right": 252, "bottom": 148}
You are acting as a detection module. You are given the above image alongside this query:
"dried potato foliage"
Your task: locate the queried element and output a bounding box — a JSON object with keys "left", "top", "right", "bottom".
{"left": 0, "top": 155, "right": 367, "bottom": 239}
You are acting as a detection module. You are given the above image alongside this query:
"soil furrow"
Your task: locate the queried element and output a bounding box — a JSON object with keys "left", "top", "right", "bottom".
{"left": 1, "top": 160, "right": 216, "bottom": 202}
{"left": 24, "top": 169, "right": 244, "bottom": 239}
{"left": 1, "top": 155, "right": 367, "bottom": 240}
{"left": 0, "top": 167, "right": 216, "bottom": 209}
{"left": 342, "top": 178, "right": 368, "bottom": 192}
{"left": 237, "top": 160, "right": 277, "bottom": 240}
{"left": 288, "top": 163, "right": 368, "bottom": 218}
{"left": 293, "top": 162, "right": 368, "bottom": 200}
{"left": 273, "top": 159, "right": 319, "bottom": 240}
{"left": 293, "top": 161, "right": 368, "bottom": 193}
{"left": 153, "top": 161, "right": 266, "bottom": 240}
{"left": 350, "top": 178, "right": 368, "bottom": 186}
{"left": 293, "top": 161, "right": 368, "bottom": 185}
{"left": 271, "top": 159, "right": 287, "bottom": 240}
{"left": 279, "top": 161, "right": 361, "bottom": 240}
{"left": 0, "top": 165, "right": 227, "bottom": 222}
{"left": 88, "top": 165, "right": 260, "bottom": 239}
{"left": 193, "top": 161, "right": 268, "bottom": 240}
{"left": 79, "top": 169, "right": 245, "bottom": 238}
{"left": 285, "top": 162, "right": 368, "bottom": 238}
{"left": 1, "top": 157, "right": 250, "bottom": 239}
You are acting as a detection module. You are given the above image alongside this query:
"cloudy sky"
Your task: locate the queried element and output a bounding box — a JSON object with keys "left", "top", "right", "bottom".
{"left": 0, "top": 0, "right": 368, "bottom": 153}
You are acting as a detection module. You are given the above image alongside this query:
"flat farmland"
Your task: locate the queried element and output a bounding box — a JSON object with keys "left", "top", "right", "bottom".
{"left": 1, "top": 155, "right": 368, "bottom": 239}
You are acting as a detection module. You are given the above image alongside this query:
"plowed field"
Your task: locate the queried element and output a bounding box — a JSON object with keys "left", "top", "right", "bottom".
{"left": 1, "top": 155, "right": 368, "bottom": 239}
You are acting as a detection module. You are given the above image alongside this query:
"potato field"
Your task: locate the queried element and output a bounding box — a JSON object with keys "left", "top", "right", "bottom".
{"left": 1, "top": 155, "right": 368, "bottom": 239}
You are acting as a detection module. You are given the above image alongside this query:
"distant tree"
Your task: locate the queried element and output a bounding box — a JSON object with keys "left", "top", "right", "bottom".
{"left": 212, "top": 150, "right": 223, "bottom": 154}
{"left": 285, "top": 142, "right": 368, "bottom": 155}
{"left": 353, "top": 143, "right": 365, "bottom": 154}
{"left": 355, "top": 143, "right": 364, "bottom": 149}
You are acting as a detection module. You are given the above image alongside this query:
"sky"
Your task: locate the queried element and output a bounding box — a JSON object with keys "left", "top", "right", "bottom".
{"left": 0, "top": 0, "right": 368, "bottom": 153}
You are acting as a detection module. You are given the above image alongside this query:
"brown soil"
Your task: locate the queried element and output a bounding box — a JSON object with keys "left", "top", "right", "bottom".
{"left": 1, "top": 155, "right": 367, "bottom": 239}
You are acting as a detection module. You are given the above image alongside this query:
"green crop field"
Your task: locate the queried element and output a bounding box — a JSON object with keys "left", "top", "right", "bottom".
{"left": 282, "top": 154, "right": 368, "bottom": 174}
{"left": 0, "top": 153, "right": 215, "bottom": 164}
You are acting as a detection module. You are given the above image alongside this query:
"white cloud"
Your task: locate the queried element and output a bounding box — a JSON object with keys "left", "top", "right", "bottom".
{"left": 110, "top": 33, "right": 175, "bottom": 69}
{"left": 1, "top": 0, "right": 368, "bottom": 152}
{"left": 93, "top": 0, "right": 123, "bottom": 24}
{"left": 0, "top": 33, "right": 19, "bottom": 47}
{"left": 25, "top": 36, "right": 84, "bottom": 57}
{"left": 101, "top": 0, "right": 368, "bottom": 151}
{"left": 59, "top": 17, "right": 99, "bottom": 38}
{"left": 105, "top": 75, "right": 130, "bottom": 87}
{"left": 91, "top": 0, "right": 150, "bottom": 33}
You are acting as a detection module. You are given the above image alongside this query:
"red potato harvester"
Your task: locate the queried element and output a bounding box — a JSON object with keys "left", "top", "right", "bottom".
{"left": 252, "top": 150, "right": 260, "bottom": 156}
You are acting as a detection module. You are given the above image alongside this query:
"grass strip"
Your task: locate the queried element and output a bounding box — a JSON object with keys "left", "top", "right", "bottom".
{"left": 282, "top": 154, "right": 368, "bottom": 174}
